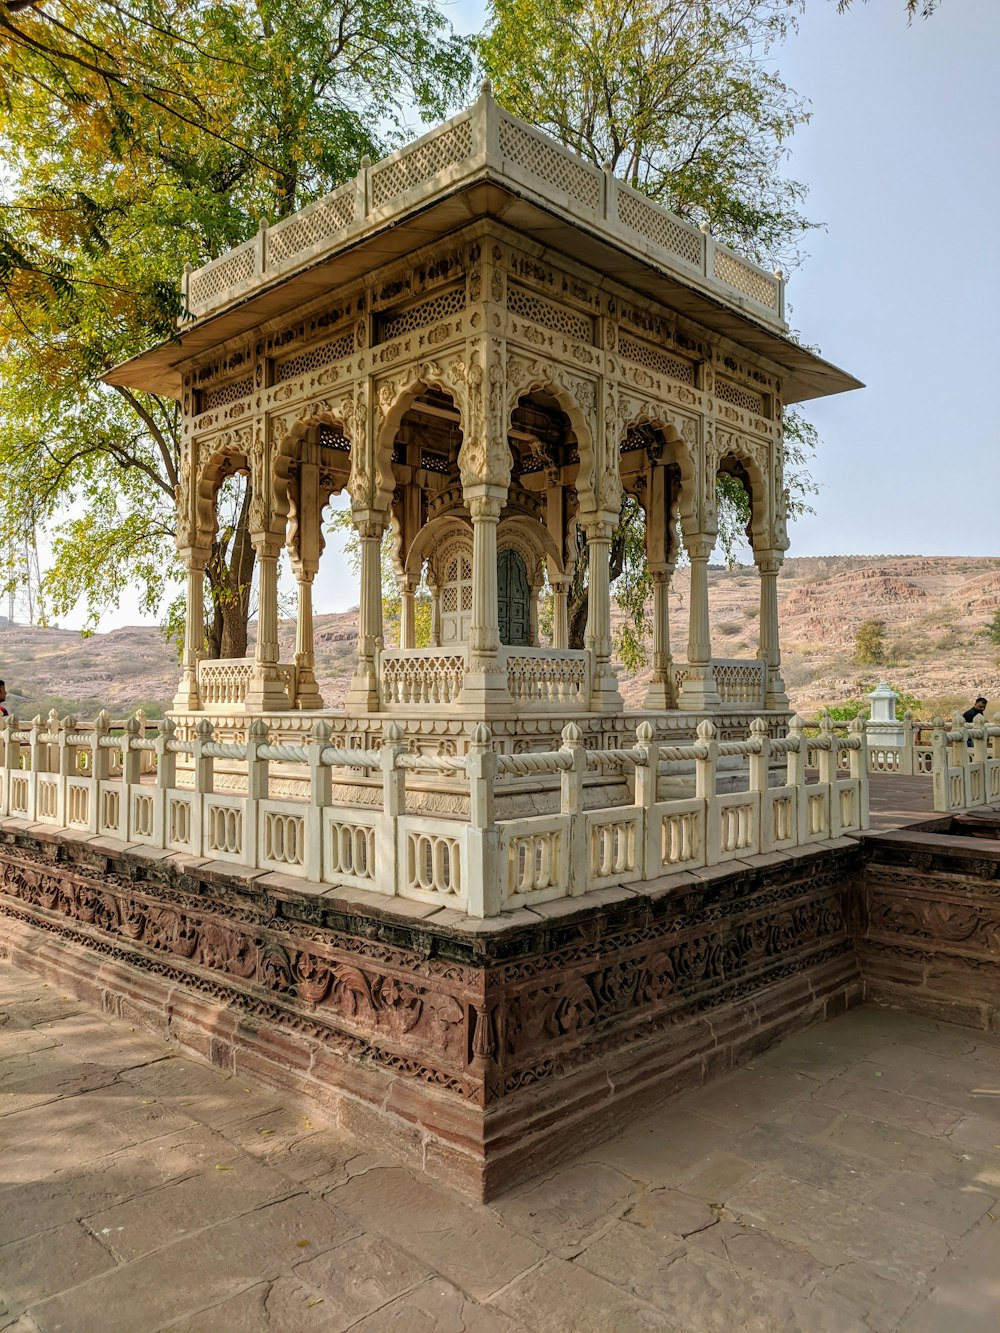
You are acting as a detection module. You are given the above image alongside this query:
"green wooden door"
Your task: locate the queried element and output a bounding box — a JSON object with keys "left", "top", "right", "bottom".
{"left": 497, "top": 549, "right": 530, "bottom": 646}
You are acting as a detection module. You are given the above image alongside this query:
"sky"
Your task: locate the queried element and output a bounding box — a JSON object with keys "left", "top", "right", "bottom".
{"left": 61, "top": 0, "right": 1000, "bottom": 631}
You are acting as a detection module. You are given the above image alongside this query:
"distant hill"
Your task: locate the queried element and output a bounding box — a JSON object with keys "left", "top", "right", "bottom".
{"left": 2, "top": 555, "right": 997, "bottom": 721}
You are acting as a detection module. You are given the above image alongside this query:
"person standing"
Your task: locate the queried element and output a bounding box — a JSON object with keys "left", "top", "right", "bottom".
{"left": 0, "top": 680, "right": 7, "bottom": 716}
{"left": 963, "top": 696, "right": 988, "bottom": 724}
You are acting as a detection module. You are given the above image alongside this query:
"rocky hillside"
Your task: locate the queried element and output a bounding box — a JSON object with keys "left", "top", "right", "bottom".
{"left": 1, "top": 555, "right": 997, "bottom": 721}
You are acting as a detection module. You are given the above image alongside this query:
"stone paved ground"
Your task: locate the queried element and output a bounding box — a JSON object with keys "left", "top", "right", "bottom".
{"left": 3, "top": 959, "right": 1000, "bottom": 1332}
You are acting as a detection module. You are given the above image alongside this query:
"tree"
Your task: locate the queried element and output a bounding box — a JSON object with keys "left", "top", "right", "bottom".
{"left": 836, "top": 1, "right": 941, "bottom": 18}
{"left": 478, "top": 0, "right": 813, "bottom": 268}
{"left": 0, "top": 0, "right": 471, "bottom": 642}
{"left": 987, "top": 608, "right": 1000, "bottom": 648}
{"left": 855, "top": 619, "right": 886, "bottom": 667}
{"left": 479, "top": 0, "right": 821, "bottom": 656}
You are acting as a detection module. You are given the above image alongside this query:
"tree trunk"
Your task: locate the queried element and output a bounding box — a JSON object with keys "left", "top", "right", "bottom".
{"left": 205, "top": 479, "right": 256, "bottom": 658}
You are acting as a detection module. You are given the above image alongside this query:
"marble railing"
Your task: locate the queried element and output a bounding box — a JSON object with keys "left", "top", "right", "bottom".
{"left": 380, "top": 649, "right": 466, "bottom": 706}
{"left": 198, "top": 659, "right": 296, "bottom": 709}
{"left": 0, "top": 711, "right": 867, "bottom": 920}
{"left": 505, "top": 649, "right": 589, "bottom": 707}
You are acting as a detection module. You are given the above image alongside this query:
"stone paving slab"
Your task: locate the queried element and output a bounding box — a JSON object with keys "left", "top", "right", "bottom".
{"left": 4, "top": 958, "right": 1000, "bottom": 1330}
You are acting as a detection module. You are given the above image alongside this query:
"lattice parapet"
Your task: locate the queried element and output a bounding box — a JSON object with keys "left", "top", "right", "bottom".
{"left": 370, "top": 119, "right": 476, "bottom": 211}
{"left": 180, "top": 98, "right": 788, "bottom": 335}
{"left": 616, "top": 189, "right": 703, "bottom": 269}
{"left": 267, "top": 186, "right": 356, "bottom": 267}
{"left": 712, "top": 248, "right": 780, "bottom": 312}
{"left": 498, "top": 116, "right": 603, "bottom": 212}
{"left": 187, "top": 241, "right": 256, "bottom": 312}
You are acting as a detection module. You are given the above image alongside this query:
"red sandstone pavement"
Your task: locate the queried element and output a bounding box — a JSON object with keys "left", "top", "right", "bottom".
{"left": 3, "top": 959, "right": 1000, "bottom": 1331}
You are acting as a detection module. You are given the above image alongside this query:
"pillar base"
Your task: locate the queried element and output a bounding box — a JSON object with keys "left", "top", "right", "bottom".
{"left": 172, "top": 672, "right": 201, "bottom": 712}
{"left": 459, "top": 663, "right": 514, "bottom": 714}
{"left": 677, "top": 666, "right": 722, "bottom": 711}
{"left": 643, "top": 677, "right": 674, "bottom": 711}
{"left": 244, "top": 669, "right": 292, "bottom": 712}
{"left": 590, "top": 674, "right": 625, "bottom": 714}
{"left": 294, "top": 665, "right": 324, "bottom": 710}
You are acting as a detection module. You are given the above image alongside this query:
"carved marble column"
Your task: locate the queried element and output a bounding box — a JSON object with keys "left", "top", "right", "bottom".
{"left": 292, "top": 566, "right": 323, "bottom": 709}
{"left": 346, "top": 511, "right": 384, "bottom": 712}
{"left": 677, "top": 536, "right": 721, "bottom": 710}
{"left": 173, "top": 550, "right": 207, "bottom": 711}
{"left": 756, "top": 548, "right": 789, "bottom": 709}
{"left": 583, "top": 514, "right": 623, "bottom": 713}
{"left": 399, "top": 577, "right": 416, "bottom": 651}
{"left": 551, "top": 578, "right": 570, "bottom": 650}
{"left": 643, "top": 565, "right": 676, "bottom": 710}
{"left": 462, "top": 485, "right": 510, "bottom": 711}
{"left": 245, "top": 538, "right": 290, "bottom": 710}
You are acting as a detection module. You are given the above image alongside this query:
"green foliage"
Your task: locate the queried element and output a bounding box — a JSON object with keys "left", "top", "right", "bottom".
{"left": 478, "top": 0, "right": 814, "bottom": 268}
{"left": 0, "top": 0, "right": 472, "bottom": 638}
{"left": 854, "top": 619, "right": 886, "bottom": 667}
{"left": 987, "top": 608, "right": 1000, "bottom": 647}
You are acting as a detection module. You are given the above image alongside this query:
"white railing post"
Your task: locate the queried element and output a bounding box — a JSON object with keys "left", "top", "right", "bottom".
{"left": 634, "top": 720, "right": 660, "bottom": 878}
{"left": 191, "top": 718, "right": 215, "bottom": 856}
{"left": 816, "top": 713, "right": 838, "bottom": 836}
{"left": 378, "top": 721, "right": 406, "bottom": 897}
{"left": 560, "top": 722, "right": 588, "bottom": 895}
{"left": 55, "top": 714, "right": 79, "bottom": 826}
{"left": 900, "top": 710, "right": 915, "bottom": 776}
{"left": 749, "top": 717, "right": 771, "bottom": 851}
{"left": 695, "top": 719, "right": 719, "bottom": 864}
{"left": 306, "top": 719, "right": 331, "bottom": 882}
{"left": 931, "top": 717, "right": 951, "bottom": 811}
{"left": 244, "top": 718, "right": 268, "bottom": 868}
{"left": 849, "top": 715, "right": 870, "bottom": 830}
{"left": 156, "top": 719, "right": 177, "bottom": 792}
{"left": 122, "top": 716, "right": 142, "bottom": 786}
{"left": 786, "top": 715, "right": 807, "bottom": 844}
{"left": 465, "top": 723, "right": 500, "bottom": 919}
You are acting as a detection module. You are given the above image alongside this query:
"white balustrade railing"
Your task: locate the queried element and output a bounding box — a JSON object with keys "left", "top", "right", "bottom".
{"left": 380, "top": 648, "right": 466, "bottom": 706}
{"left": 0, "top": 709, "right": 868, "bottom": 920}
{"left": 506, "top": 649, "right": 588, "bottom": 707}
{"left": 197, "top": 659, "right": 296, "bottom": 709}
{"left": 929, "top": 717, "right": 1000, "bottom": 812}
{"left": 670, "top": 658, "right": 766, "bottom": 709}
{"left": 804, "top": 710, "right": 959, "bottom": 779}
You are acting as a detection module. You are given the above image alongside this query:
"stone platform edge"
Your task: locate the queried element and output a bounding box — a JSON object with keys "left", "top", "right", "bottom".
{"left": 0, "top": 819, "right": 864, "bottom": 1199}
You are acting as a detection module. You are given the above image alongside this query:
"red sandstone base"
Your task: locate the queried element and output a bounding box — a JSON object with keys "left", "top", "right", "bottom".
{"left": 0, "top": 823, "right": 863, "bottom": 1199}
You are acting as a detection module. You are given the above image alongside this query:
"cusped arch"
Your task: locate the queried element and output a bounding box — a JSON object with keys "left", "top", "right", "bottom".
{"left": 620, "top": 405, "right": 698, "bottom": 532}
{"left": 505, "top": 368, "right": 599, "bottom": 515}
{"left": 271, "top": 407, "right": 355, "bottom": 536}
{"left": 498, "top": 515, "right": 561, "bottom": 581}
{"left": 715, "top": 432, "right": 771, "bottom": 548}
{"left": 193, "top": 434, "right": 252, "bottom": 551}
{"left": 375, "top": 367, "right": 468, "bottom": 512}
{"left": 405, "top": 513, "right": 471, "bottom": 583}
